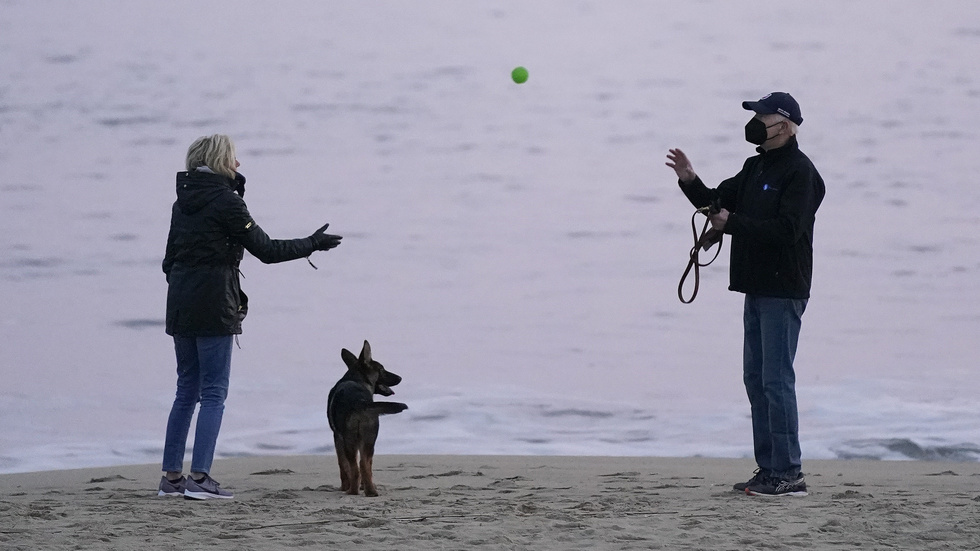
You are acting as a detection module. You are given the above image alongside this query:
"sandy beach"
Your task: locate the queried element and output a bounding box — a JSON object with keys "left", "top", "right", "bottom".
{"left": 2, "top": 4, "right": 979, "bottom": 548}
{"left": 1, "top": 455, "right": 977, "bottom": 550}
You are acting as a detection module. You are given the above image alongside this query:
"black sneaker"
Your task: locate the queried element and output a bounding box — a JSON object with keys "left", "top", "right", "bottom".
{"left": 733, "top": 469, "right": 767, "bottom": 492}
{"left": 745, "top": 473, "right": 808, "bottom": 497}
{"left": 157, "top": 475, "right": 186, "bottom": 497}
{"left": 184, "top": 474, "right": 234, "bottom": 500}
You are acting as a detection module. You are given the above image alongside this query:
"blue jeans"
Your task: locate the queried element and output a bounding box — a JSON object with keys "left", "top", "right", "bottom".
{"left": 742, "top": 295, "right": 806, "bottom": 479}
{"left": 162, "top": 335, "right": 233, "bottom": 475}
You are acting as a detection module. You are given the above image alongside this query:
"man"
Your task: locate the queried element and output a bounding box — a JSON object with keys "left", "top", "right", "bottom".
{"left": 666, "top": 92, "right": 825, "bottom": 496}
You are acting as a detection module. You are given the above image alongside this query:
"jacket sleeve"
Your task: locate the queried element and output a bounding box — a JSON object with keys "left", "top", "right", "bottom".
{"left": 220, "top": 193, "right": 317, "bottom": 264}
{"left": 162, "top": 233, "right": 176, "bottom": 282}
{"left": 678, "top": 158, "right": 750, "bottom": 211}
{"left": 678, "top": 176, "right": 715, "bottom": 209}
{"left": 239, "top": 223, "right": 318, "bottom": 264}
{"left": 162, "top": 204, "right": 178, "bottom": 282}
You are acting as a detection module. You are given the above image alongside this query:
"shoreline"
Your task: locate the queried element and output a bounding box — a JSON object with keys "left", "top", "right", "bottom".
{"left": 2, "top": 454, "right": 978, "bottom": 549}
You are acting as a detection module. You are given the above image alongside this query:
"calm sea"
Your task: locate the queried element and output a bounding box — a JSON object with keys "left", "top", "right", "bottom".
{"left": 1, "top": 1, "right": 978, "bottom": 473}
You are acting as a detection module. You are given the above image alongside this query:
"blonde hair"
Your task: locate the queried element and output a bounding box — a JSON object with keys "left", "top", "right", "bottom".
{"left": 185, "top": 134, "right": 237, "bottom": 178}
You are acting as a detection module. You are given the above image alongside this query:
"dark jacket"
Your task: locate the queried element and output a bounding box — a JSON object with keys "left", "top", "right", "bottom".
{"left": 679, "top": 137, "right": 825, "bottom": 299}
{"left": 163, "top": 169, "right": 317, "bottom": 336}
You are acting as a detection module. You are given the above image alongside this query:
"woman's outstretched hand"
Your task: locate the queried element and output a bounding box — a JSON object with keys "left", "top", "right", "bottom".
{"left": 309, "top": 223, "right": 343, "bottom": 251}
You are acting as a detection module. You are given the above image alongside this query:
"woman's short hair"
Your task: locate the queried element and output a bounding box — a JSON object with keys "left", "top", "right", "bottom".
{"left": 185, "top": 134, "right": 237, "bottom": 178}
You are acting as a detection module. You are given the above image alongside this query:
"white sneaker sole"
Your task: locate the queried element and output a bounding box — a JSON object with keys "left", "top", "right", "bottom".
{"left": 746, "top": 489, "right": 808, "bottom": 497}
{"left": 183, "top": 490, "right": 234, "bottom": 500}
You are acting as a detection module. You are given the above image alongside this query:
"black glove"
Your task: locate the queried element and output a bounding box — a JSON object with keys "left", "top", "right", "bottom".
{"left": 309, "top": 223, "right": 342, "bottom": 251}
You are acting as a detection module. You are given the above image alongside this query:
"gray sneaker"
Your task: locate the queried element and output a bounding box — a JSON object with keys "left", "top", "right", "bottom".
{"left": 184, "top": 474, "right": 234, "bottom": 500}
{"left": 733, "top": 469, "right": 767, "bottom": 492}
{"left": 745, "top": 473, "right": 808, "bottom": 497}
{"left": 157, "top": 475, "right": 186, "bottom": 497}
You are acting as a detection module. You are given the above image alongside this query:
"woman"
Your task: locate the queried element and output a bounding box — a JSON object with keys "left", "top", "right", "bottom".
{"left": 158, "top": 134, "right": 342, "bottom": 499}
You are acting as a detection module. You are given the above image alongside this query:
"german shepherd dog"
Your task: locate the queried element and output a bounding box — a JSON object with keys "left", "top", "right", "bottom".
{"left": 327, "top": 340, "right": 407, "bottom": 496}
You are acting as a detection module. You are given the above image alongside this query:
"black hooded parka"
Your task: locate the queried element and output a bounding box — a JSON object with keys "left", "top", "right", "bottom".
{"left": 162, "top": 169, "right": 318, "bottom": 336}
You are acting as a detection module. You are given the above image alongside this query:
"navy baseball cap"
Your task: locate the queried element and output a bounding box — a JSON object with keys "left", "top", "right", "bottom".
{"left": 742, "top": 92, "right": 803, "bottom": 126}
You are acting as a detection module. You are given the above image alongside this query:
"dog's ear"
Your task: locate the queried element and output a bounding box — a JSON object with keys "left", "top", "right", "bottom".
{"left": 341, "top": 348, "right": 358, "bottom": 369}
{"left": 359, "top": 340, "right": 372, "bottom": 363}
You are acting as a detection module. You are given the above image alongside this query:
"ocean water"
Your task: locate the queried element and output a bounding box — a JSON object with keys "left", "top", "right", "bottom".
{"left": 1, "top": 1, "right": 978, "bottom": 474}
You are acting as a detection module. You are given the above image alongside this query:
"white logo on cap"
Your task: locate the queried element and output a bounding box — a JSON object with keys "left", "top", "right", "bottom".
{"left": 777, "top": 108, "right": 790, "bottom": 118}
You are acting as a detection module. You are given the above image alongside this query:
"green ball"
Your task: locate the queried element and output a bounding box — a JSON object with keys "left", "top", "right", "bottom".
{"left": 511, "top": 66, "right": 528, "bottom": 84}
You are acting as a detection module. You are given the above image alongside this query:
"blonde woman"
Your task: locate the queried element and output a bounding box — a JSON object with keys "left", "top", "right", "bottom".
{"left": 159, "top": 134, "right": 341, "bottom": 499}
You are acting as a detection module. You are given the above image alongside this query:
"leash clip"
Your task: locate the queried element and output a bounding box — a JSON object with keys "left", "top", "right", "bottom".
{"left": 696, "top": 199, "right": 721, "bottom": 216}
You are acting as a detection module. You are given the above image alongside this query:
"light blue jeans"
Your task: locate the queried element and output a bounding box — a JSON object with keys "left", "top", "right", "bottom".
{"left": 742, "top": 295, "right": 807, "bottom": 479}
{"left": 162, "top": 335, "right": 233, "bottom": 475}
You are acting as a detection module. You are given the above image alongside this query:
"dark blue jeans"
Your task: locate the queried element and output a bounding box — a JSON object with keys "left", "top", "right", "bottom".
{"left": 162, "top": 335, "right": 233, "bottom": 475}
{"left": 742, "top": 295, "right": 807, "bottom": 479}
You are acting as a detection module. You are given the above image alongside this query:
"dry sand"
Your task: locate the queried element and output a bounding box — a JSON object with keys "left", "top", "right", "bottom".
{"left": 1, "top": 455, "right": 978, "bottom": 550}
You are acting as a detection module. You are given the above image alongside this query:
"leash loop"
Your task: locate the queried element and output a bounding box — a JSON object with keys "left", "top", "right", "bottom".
{"left": 677, "top": 206, "right": 723, "bottom": 304}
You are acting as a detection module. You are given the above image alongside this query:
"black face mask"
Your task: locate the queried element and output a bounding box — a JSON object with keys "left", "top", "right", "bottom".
{"left": 744, "top": 118, "right": 781, "bottom": 145}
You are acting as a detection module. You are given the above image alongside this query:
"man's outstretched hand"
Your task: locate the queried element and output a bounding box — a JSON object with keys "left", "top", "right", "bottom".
{"left": 666, "top": 148, "right": 697, "bottom": 184}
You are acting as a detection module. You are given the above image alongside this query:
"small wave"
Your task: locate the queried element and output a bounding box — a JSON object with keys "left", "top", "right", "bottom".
{"left": 539, "top": 408, "right": 615, "bottom": 419}
{"left": 97, "top": 116, "right": 164, "bottom": 127}
{"left": 113, "top": 319, "right": 165, "bottom": 329}
{"left": 833, "top": 438, "right": 980, "bottom": 461}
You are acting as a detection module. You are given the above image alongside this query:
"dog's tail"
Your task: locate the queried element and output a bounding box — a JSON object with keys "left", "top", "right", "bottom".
{"left": 369, "top": 402, "right": 408, "bottom": 416}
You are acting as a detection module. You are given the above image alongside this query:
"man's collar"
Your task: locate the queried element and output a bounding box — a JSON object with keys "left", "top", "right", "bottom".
{"left": 757, "top": 135, "right": 798, "bottom": 156}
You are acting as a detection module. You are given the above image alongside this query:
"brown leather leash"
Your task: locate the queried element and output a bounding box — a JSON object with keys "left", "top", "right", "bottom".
{"left": 678, "top": 205, "right": 723, "bottom": 304}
